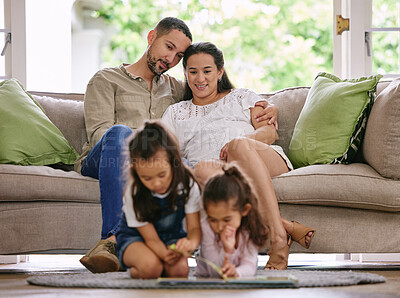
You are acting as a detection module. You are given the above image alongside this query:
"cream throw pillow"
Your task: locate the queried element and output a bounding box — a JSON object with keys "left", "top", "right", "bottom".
{"left": 363, "top": 78, "right": 400, "bottom": 179}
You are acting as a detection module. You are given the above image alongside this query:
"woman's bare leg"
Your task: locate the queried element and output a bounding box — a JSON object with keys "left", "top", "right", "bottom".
{"left": 226, "top": 137, "right": 289, "bottom": 268}
{"left": 193, "top": 159, "right": 224, "bottom": 189}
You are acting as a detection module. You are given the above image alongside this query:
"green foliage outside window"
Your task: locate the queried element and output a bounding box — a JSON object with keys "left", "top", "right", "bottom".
{"left": 94, "top": 0, "right": 333, "bottom": 92}
{"left": 372, "top": 0, "right": 400, "bottom": 75}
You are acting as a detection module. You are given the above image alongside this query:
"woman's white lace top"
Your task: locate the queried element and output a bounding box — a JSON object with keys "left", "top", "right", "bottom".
{"left": 162, "top": 88, "right": 263, "bottom": 165}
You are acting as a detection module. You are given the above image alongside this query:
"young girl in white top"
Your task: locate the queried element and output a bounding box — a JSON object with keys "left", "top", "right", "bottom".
{"left": 116, "top": 121, "right": 202, "bottom": 279}
{"left": 195, "top": 164, "right": 268, "bottom": 278}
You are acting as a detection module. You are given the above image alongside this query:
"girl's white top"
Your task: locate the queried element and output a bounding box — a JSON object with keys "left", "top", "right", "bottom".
{"left": 122, "top": 179, "right": 201, "bottom": 228}
{"left": 162, "top": 88, "right": 263, "bottom": 165}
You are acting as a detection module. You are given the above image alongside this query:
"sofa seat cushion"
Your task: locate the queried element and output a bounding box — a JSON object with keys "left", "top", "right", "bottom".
{"left": 0, "top": 164, "right": 99, "bottom": 203}
{"left": 272, "top": 163, "right": 400, "bottom": 212}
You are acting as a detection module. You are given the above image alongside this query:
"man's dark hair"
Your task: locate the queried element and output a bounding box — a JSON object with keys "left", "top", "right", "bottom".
{"left": 154, "top": 17, "right": 192, "bottom": 41}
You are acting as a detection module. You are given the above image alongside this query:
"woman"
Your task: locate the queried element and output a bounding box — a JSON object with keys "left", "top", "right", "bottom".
{"left": 162, "top": 42, "right": 315, "bottom": 270}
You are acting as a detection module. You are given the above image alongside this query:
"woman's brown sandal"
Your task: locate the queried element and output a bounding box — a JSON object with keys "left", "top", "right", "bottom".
{"left": 264, "top": 235, "right": 292, "bottom": 270}
{"left": 289, "top": 221, "right": 315, "bottom": 249}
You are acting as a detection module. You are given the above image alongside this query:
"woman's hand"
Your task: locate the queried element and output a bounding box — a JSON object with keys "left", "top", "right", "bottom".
{"left": 219, "top": 142, "right": 229, "bottom": 161}
{"left": 222, "top": 255, "right": 239, "bottom": 278}
{"left": 220, "top": 225, "right": 237, "bottom": 254}
{"left": 254, "top": 101, "right": 278, "bottom": 130}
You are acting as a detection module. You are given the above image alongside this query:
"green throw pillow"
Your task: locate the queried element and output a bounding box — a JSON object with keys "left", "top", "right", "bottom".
{"left": 288, "top": 72, "right": 382, "bottom": 169}
{"left": 0, "top": 78, "right": 79, "bottom": 166}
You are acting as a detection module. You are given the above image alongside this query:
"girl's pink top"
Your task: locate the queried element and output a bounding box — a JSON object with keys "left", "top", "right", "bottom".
{"left": 195, "top": 218, "right": 259, "bottom": 278}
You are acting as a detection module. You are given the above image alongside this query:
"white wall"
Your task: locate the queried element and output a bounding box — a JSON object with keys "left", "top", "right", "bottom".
{"left": 71, "top": 29, "right": 103, "bottom": 93}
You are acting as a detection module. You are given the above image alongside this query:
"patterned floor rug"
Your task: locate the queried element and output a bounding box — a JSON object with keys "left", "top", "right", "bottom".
{"left": 27, "top": 269, "right": 386, "bottom": 289}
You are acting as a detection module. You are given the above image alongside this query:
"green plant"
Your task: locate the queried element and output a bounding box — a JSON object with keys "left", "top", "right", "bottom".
{"left": 95, "top": 0, "right": 333, "bottom": 92}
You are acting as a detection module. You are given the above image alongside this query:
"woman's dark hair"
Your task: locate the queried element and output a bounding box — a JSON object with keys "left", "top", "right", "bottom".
{"left": 154, "top": 17, "right": 192, "bottom": 41}
{"left": 202, "top": 164, "right": 268, "bottom": 247}
{"left": 182, "top": 42, "right": 235, "bottom": 100}
{"left": 127, "top": 120, "right": 194, "bottom": 222}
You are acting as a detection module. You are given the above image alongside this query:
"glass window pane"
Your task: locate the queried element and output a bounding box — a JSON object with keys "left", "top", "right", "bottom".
{"left": 372, "top": 31, "right": 400, "bottom": 74}
{"left": 372, "top": 0, "right": 399, "bottom": 28}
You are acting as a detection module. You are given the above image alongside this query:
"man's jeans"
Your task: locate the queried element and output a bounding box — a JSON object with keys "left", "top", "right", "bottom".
{"left": 81, "top": 125, "right": 133, "bottom": 239}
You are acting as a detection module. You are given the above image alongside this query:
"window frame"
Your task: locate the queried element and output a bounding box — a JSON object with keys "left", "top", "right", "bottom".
{"left": 333, "top": 0, "right": 373, "bottom": 79}
{"left": 334, "top": 0, "right": 400, "bottom": 79}
{"left": 2, "top": 0, "right": 27, "bottom": 86}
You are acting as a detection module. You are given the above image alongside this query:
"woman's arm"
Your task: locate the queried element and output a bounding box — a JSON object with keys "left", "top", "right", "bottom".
{"left": 254, "top": 101, "right": 279, "bottom": 126}
{"left": 176, "top": 212, "right": 202, "bottom": 253}
{"left": 247, "top": 106, "right": 279, "bottom": 145}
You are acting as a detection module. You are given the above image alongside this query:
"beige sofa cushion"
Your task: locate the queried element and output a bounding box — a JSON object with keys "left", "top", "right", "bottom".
{"left": 0, "top": 164, "right": 99, "bottom": 203}
{"left": 362, "top": 78, "right": 400, "bottom": 179}
{"left": 272, "top": 163, "right": 400, "bottom": 212}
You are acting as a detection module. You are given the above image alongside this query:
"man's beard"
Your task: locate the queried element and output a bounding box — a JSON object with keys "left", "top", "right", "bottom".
{"left": 147, "top": 50, "right": 169, "bottom": 76}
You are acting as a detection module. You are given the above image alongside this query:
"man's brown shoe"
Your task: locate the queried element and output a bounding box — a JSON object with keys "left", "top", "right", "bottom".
{"left": 80, "top": 239, "right": 120, "bottom": 273}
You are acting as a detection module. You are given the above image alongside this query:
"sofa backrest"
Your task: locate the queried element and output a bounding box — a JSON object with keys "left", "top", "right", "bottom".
{"left": 260, "top": 87, "right": 310, "bottom": 154}
{"left": 30, "top": 92, "right": 87, "bottom": 154}
{"left": 28, "top": 80, "right": 392, "bottom": 158}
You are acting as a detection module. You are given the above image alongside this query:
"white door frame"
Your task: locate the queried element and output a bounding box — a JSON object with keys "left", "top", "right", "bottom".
{"left": 3, "top": 0, "right": 26, "bottom": 86}
{"left": 333, "top": 0, "right": 372, "bottom": 79}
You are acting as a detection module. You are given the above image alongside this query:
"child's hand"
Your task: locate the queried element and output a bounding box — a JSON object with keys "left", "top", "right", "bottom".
{"left": 163, "top": 247, "right": 181, "bottom": 265}
{"left": 175, "top": 237, "right": 195, "bottom": 255}
{"left": 220, "top": 225, "right": 237, "bottom": 254}
{"left": 222, "top": 255, "right": 238, "bottom": 278}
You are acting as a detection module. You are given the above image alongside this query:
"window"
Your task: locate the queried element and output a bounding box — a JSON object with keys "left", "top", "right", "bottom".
{"left": 333, "top": 0, "right": 400, "bottom": 79}
{"left": 3, "top": 0, "right": 334, "bottom": 93}
{"left": 7, "top": 1, "right": 398, "bottom": 92}
{"left": 370, "top": 0, "right": 400, "bottom": 77}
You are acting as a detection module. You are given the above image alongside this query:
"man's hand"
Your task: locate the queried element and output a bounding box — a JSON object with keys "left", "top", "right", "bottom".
{"left": 254, "top": 101, "right": 278, "bottom": 129}
{"left": 219, "top": 142, "right": 229, "bottom": 161}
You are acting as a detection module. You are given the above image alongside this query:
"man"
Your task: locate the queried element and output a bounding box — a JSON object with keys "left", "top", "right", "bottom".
{"left": 76, "top": 17, "right": 277, "bottom": 273}
{"left": 75, "top": 17, "right": 192, "bottom": 273}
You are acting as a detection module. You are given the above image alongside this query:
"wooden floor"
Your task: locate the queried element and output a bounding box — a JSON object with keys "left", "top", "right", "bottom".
{"left": 1, "top": 255, "right": 399, "bottom": 297}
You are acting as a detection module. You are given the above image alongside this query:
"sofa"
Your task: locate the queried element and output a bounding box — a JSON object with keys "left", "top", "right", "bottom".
{"left": 1, "top": 79, "right": 399, "bottom": 256}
